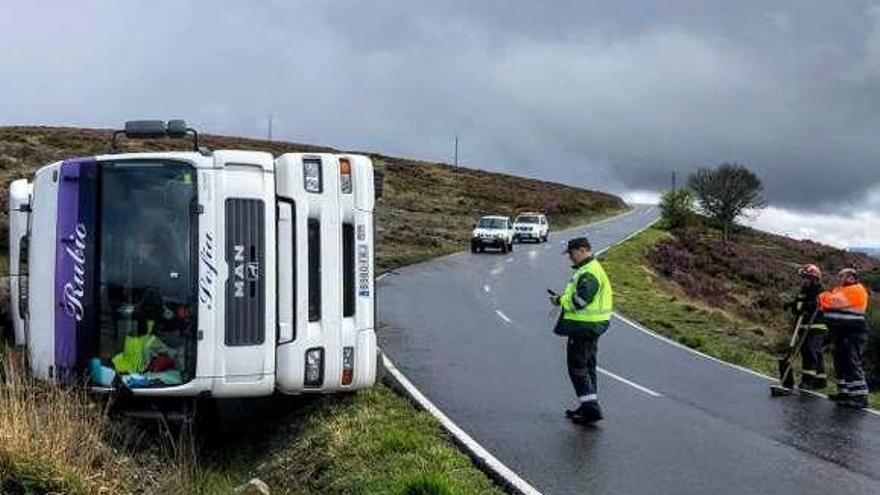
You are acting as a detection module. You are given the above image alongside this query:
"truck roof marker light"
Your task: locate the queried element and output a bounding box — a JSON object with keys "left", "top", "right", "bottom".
{"left": 340, "top": 157, "right": 353, "bottom": 194}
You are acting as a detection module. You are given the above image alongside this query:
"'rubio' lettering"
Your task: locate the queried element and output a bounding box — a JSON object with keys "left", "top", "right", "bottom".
{"left": 62, "top": 223, "right": 87, "bottom": 321}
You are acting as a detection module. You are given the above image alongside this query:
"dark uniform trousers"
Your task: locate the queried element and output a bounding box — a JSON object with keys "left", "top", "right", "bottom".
{"left": 801, "top": 326, "right": 828, "bottom": 383}
{"left": 566, "top": 325, "right": 608, "bottom": 399}
{"left": 830, "top": 320, "right": 870, "bottom": 401}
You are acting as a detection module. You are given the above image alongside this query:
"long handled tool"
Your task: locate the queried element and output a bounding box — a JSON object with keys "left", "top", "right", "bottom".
{"left": 770, "top": 311, "right": 817, "bottom": 397}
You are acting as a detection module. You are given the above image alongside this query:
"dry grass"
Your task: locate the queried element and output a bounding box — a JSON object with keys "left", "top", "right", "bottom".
{"left": 0, "top": 346, "right": 134, "bottom": 494}
{"left": 0, "top": 345, "right": 205, "bottom": 494}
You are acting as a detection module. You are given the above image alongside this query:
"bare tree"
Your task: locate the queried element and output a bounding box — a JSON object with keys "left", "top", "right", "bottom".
{"left": 688, "top": 163, "right": 766, "bottom": 240}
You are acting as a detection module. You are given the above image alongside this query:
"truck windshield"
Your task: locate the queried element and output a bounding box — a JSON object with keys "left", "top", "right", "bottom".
{"left": 96, "top": 160, "right": 198, "bottom": 387}
{"left": 478, "top": 218, "right": 507, "bottom": 229}
{"left": 515, "top": 216, "right": 539, "bottom": 224}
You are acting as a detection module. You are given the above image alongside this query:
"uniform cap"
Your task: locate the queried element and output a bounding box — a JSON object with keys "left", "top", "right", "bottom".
{"left": 564, "top": 237, "right": 591, "bottom": 253}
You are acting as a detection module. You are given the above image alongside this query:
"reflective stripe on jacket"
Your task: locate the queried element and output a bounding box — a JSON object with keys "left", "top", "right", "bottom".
{"left": 561, "top": 259, "right": 613, "bottom": 323}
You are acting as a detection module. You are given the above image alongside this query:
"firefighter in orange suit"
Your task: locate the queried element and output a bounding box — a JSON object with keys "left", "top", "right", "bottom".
{"left": 819, "top": 268, "right": 870, "bottom": 409}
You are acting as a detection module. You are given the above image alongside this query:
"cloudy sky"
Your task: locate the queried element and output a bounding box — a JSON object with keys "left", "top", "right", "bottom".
{"left": 2, "top": 1, "right": 880, "bottom": 247}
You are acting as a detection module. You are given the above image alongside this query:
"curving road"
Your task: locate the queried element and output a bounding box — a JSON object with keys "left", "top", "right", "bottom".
{"left": 377, "top": 205, "right": 880, "bottom": 495}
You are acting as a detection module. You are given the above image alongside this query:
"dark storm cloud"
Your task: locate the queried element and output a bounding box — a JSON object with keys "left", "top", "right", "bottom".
{"left": 2, "top": 0, "right": 880, "bottom": 213}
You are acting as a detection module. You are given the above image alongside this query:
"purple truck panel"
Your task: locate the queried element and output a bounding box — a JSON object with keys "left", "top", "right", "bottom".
{"left": 54, "top": 158, "right": 95, "bottom": 378}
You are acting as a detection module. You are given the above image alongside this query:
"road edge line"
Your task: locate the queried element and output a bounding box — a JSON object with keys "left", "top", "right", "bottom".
{"left": 380, "top": 354, "right": 543, "bottom": 495}
{"left": 613, "top": 312, "right": 880, "bottom": 417}
{"left": 597, "top": 220, "right": 880, "bottom": 418}
{"left": 613, "top": 312, "right": 776, "bottom": 382}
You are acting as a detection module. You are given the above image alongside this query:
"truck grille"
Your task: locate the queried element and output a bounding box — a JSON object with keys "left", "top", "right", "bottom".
{"left": 225, "top": 198, "right": 266, "bottom": 346}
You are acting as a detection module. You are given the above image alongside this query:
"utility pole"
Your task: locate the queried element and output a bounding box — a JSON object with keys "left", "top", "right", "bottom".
{"left": 454, "top": 135, "right": 459, "bottom": 167}
{"left": 671, "top": 170, "right": 677, "bottom": 191}
{"left": 268, "top": 114, "right": 273, "bottom": 142}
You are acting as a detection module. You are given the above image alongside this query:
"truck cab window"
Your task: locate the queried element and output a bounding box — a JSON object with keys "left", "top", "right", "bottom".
{"left": 96, "top": 160, "right": 198, "bottom": 387}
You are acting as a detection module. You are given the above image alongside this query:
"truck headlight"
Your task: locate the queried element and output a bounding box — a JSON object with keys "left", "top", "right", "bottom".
{"left": 304, "top": 347, "right": 324, "bottom": 387}
{"left": 341, "top": 346, "right": 354, "bottom": 386}
{"left": 303, "top": 158, "right": 323, "bottom": 193}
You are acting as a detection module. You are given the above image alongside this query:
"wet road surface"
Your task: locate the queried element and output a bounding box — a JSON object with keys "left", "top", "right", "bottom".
{"left": 378, "top": 205, "right": 880, "bottom": 494}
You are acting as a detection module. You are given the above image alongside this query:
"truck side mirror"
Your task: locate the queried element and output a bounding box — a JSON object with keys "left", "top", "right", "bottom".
{"left": 124, "top": 120, "right": 167, "bottom": 138}
{"left": 166, "top": 119, "right": 188, "bottom": 138}
{"left": 110, "top": 119, "right": 202, "bottom": 153}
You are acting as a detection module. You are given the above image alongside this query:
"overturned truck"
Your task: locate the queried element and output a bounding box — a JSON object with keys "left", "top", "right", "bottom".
{"left": 8, "top": 120, "right": 381, "bottom": 398}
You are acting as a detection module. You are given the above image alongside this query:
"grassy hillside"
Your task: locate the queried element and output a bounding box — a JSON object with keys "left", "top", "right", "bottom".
{"left": 0, "top": 126, "right": 626, "bottom": 273}
{"left": 601, "top": 219, "right": 880, "bottom": 408}
{"left": 0, "top": 126, "right": 626, "bottom": 494}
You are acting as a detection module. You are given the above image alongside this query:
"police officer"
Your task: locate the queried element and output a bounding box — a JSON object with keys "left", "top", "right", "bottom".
{"left": 549, "top": 237, "right": 613, "bottom": 423}
{"left": 785, "top": 264, "right": 828, "bottom": 390}
{"left": 819, "top": 268, "right": 870, "bottom": 409}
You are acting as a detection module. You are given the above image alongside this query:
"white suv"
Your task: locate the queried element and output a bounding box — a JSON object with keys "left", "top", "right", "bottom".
{"left": 513, "top": 212, "right": 549, "bottom": 243}
{"left": 471, "top": 216, "right": 514, "bottom": 253}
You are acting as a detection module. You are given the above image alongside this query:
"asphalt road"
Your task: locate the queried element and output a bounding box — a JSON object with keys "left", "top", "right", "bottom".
{"left": 378, "top": 205, "right": 880, "bottom": 495}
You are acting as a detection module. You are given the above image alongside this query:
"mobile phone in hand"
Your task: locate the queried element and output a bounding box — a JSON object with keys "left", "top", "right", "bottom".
{"left": 547, "top": 289, "right": 558, "bottom": 296}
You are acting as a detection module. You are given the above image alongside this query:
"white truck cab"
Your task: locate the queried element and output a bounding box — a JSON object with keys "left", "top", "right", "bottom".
{"left": 471, "top": 215, "right": 514, "bottom": 254}
{"left": 7, "top": 120, "right": 380, "bottom": 398}
{"left": 513, "top": 212, "right": 549, "bottom": 243}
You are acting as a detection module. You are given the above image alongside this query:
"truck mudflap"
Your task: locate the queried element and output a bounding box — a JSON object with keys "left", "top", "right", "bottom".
{"left": 274, "top": 153, "right": 376, "bottom": 393}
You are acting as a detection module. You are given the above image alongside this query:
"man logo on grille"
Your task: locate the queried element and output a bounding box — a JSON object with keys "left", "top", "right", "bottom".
{"left": 232, "top": 244, "right": 260, "bottom": 298}
{"left": 247, "top": 261, "right": 259, "bottom": 281}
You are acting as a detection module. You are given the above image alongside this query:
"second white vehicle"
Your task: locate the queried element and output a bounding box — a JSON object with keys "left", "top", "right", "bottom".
{"left": 513, "top": 212, "right": 549, "bottom": 243}
{"left": 471, "top": 216, "right": 514, "bottom": 253}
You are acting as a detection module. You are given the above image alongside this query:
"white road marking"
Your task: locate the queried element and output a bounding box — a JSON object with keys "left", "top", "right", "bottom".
{"left": 613, "top": 312, "right": 774, "bottom": 383}
{"left": 506, "top": 257, "right": 514, "bottom": 263}
{"left": 483, "top": 284, "right": 491, "bottom": 293}
{"left": 381, "top": 355, "right": 543, "bottom": 495}
{"left": 598, "top": 367, "right": 662, "bottom": 397}
{"left": 495, "top": 309, "right": 512, "bottom": 324}
{"left": 594, "top": 216, "right": 660, "bottom": 257}
{"left": 376, "top": 273, "right": 390, "bottom": 281}
{"left": 612, "top": 313, "right": 880, "bottom": 416}
{"left": 490, "top": 267, "right": 504, "bottom": 276}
